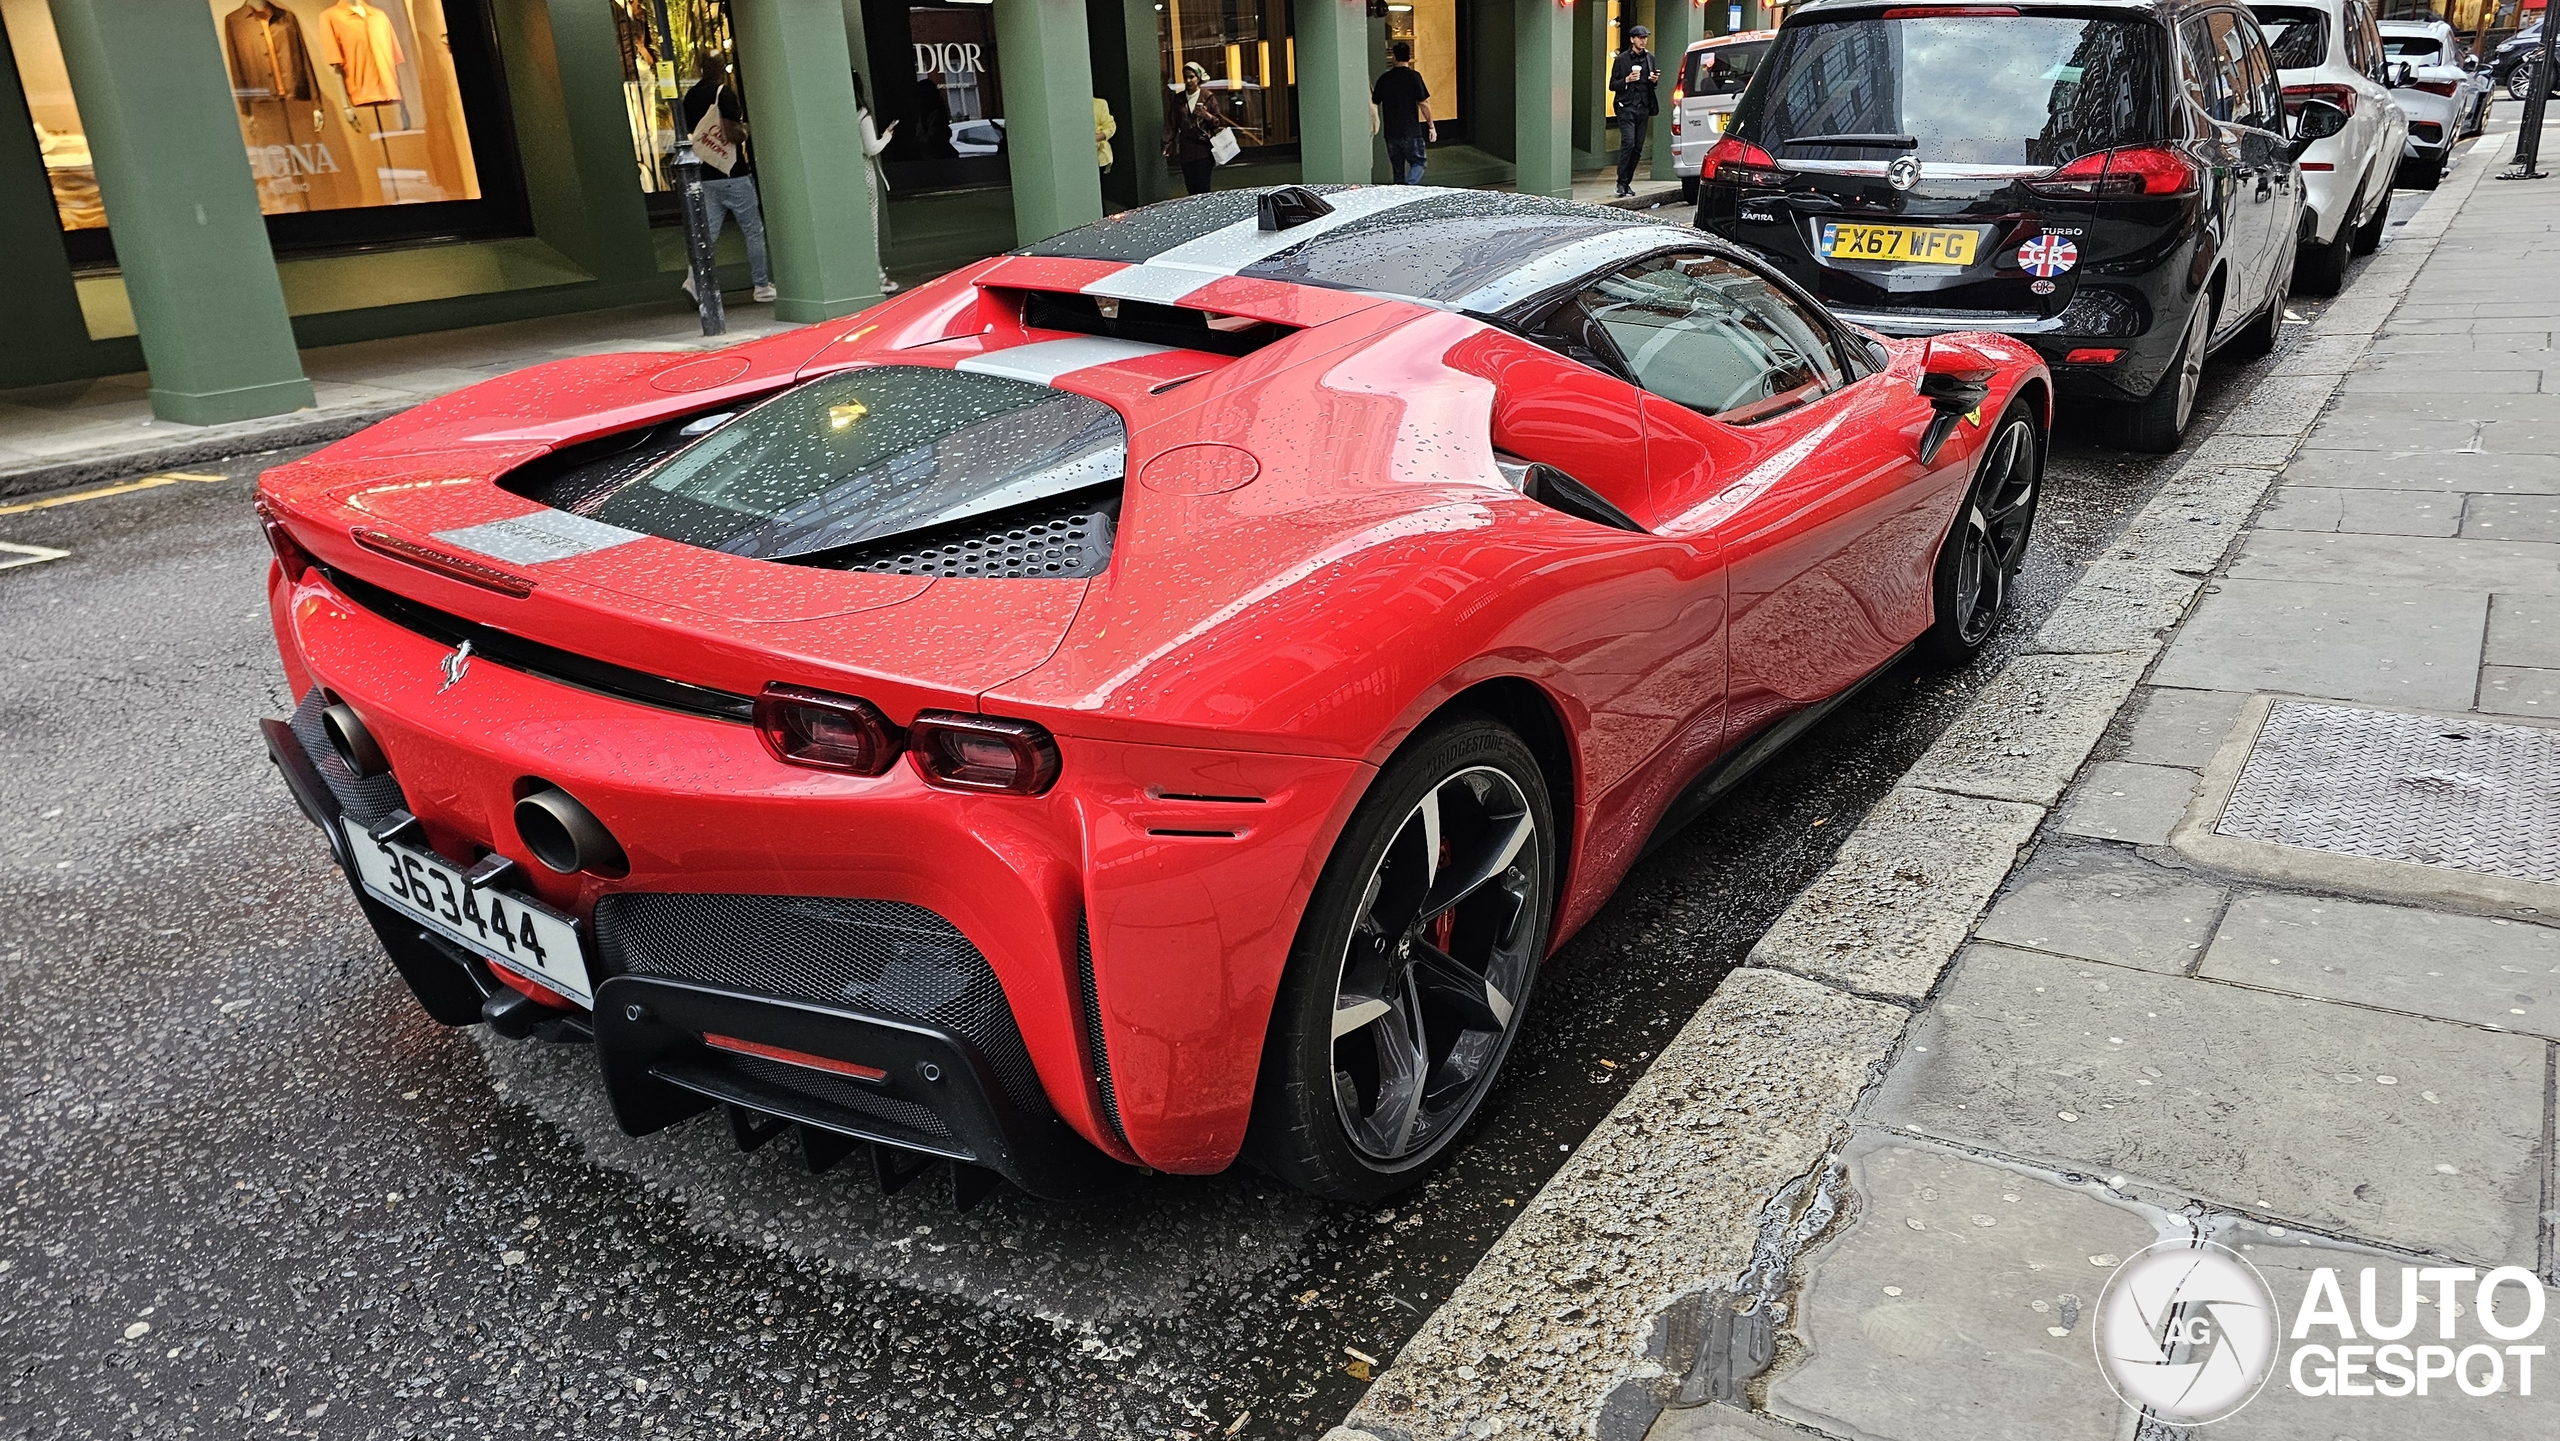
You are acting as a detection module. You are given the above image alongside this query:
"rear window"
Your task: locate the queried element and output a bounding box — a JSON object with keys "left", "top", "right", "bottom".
{"left": 2250, "top": 6, "right": 2331, "bottom": 68}
{"left": 1733, "top": 14, "right": 2164, "bottom": 167}
{"left": 581, "top": 365, "right": 1124, "bottom": 562}
{"left": 1685, "top": 39, "right": 1769, "bottom": 97}
{"left": 2380, "top": 33, "right": 2442, "bottom": 63}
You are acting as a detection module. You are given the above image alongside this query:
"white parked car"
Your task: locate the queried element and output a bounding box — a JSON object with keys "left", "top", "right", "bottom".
{"left": 1669, "top": 29, "right": 1776, "bottom": 204}
{"left": 2248, "top": 0, "right": 2412, "bottom": 294}
{"left": 2379, "top": 17, "right": 2492, "bottom": 188}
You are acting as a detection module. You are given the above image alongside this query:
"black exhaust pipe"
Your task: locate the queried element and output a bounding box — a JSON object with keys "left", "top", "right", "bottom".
{"left": 514, "top": 787, "right": 628, "bottom": 876}
{"left": 321, "top": 703, "right": 389, "bottom": 778}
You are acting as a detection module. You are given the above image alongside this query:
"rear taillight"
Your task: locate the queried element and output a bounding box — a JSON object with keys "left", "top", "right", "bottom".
{"left": 351, "top": 529, "right": 537, "bottom": 597}
{"left": 254, "top": 497, "right": 316, "bottom": 582}
{"left": 2062, "top": 347, "right": 2126, "bottom": 364}
{"left": 2414, "top": 79, "right": 2459, "bottom": 96}
{"left": 754, "top": 683, "right": 901, "bottom": 775}
{"left": 2282, "top": 82, "right": 2357, "bottom": 118}
{"left": 2024, "top": 145, "right": 2198, "bottom": 199}
{"left": 909, "top": 712, "right": 1061, "bottom": 796}
{"left": 1704, "top": 134, "right": 1783, "bottom": 188}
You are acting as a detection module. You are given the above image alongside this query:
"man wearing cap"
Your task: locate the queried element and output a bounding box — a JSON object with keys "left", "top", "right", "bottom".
{"left": 1610, "top": 26, "right": 1660, "bottom": 198}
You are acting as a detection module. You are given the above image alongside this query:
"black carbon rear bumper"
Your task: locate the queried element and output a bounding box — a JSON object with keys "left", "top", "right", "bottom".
{"left": 262, "top": 709, "right": 1128, "bottom": 1204}
{"left": 595, "top": 977, "right": 1126, "bottom": 1201}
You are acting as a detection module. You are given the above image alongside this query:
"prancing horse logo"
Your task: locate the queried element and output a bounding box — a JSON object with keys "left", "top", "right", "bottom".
{"left": 1886, "top": 155, "right": 1921, "bottom": 191}
{"left": 438, "top": 639, "right": 474, "bottom": 694}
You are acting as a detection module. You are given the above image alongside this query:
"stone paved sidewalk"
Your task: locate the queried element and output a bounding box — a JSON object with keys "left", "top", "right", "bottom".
{"left": 1338, "top": 115, "right": 2560, "bottom": 1441}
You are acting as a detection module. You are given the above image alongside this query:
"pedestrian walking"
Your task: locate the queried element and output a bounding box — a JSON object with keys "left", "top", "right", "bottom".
{"left": 679, "top": 74, "right": 776, "bottom": 303}
{"left": 853, "top": 71, "right": 899, "bottom": 295}
{"left": 1372, "top": 41, "right": 1436, "bottom": 184}
{"left": 1165, "top": 61, "right": 1231, "bottom": 196}
{"left": 1610, "top": 25, "right": 1659, "bottom": 198}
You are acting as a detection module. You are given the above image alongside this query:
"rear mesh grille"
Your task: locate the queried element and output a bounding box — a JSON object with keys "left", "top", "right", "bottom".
{"left": 1077, "top": 917, "right": 1128, "bottom": 1146}
{"left": 288, "top": 687, "right": 407, "bottom": 825}
{"left": 724, "top": 1053, "right": 953, "bottom": 1138}
{"left": 594, "top": 893, "right": 1047, "bottom": 1116}
{"left": 813, "top": 490, "right": 1117, "bottom": 579}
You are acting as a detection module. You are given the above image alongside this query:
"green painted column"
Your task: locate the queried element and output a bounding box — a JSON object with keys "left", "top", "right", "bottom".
{"left": 1571, "top": 0, "right": 1609, "bottom": 166}
{"left": 1514, "top": 0, "right": 1573, "bottom": 198}
{"left": 492, "top": 0, "right": 658, "bottom": 284}
{"left": 1651, "top": 0, "right": 1698, "bottom": 180}
{"left": 732, "top": 0, "right": 881, "bottom": 322}
{"left": 1295, "top": 0, "right": 1370, "bottom": 184}
{"left": 1097, "top": 0, "right": 1171, "bottom": 207}
{"left": 47, "top": 0, "right": 309, "bottom": 424}
{"left": 994, "top": 0, "right": 1106, "bottom": 244}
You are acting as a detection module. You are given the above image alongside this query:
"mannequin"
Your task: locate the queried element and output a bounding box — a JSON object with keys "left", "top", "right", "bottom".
{"left": 223, "top": 0, "right": 324, "bottom": 212}
{"left": 319, "top": 0, "right": 408, "bottom": 201}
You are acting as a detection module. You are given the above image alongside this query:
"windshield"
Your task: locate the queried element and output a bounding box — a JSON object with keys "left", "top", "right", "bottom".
{"left": 1733, "top": 15, "right": 2162, "bottom": 167}
{"left": 2380, "top": 34, "right": 2442, "bottom": 62}
{"left": 2249, "top": 7, "right": 2331, "bottom": 69}
{"left": 1687, "top": 40, "right": 1770, "bottom": 97}
{"left": 583, "top": 365, "right": 1126, "bottom": 561}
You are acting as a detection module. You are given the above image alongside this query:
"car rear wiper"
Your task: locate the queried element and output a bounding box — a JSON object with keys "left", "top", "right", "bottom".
{"left": 1775, "top": 133, "right": 1921, "bottom": 150}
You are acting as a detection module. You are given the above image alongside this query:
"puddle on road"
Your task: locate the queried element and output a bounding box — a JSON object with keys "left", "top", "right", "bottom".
{"left": 471, "top": 1031, "right": 1325, "bottom": 1325}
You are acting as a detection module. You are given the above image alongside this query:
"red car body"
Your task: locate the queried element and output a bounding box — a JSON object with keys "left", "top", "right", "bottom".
{"left": 257, "top": 188, "right": 2046, "bottom": 1199}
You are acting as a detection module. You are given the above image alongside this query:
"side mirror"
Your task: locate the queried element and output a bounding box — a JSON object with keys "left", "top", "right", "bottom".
{"left": 1916, "top": 351, "right": 1995, "bottom": 466}
{"left": 2386, "top": 60, "right": 2414, "bottom": 89}
{"left": 2464, "top": 54, "right": 2482, "bottom": 73}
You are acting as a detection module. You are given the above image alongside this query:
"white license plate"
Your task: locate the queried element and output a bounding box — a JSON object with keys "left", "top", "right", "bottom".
{"left": 341, "top": 818, "right": 593, "bottom": 1006}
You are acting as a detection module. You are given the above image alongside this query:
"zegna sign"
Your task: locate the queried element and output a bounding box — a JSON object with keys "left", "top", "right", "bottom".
{"left": 914, "top": 41, "right": 985, "bottom": 78}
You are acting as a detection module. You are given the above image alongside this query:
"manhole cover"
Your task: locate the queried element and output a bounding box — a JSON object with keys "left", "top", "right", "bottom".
{"left": 2216, "top": 702, "right": 2560, "bottom": 885}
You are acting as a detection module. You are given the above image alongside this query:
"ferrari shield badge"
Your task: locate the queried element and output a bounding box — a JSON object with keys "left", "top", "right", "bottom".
{"left": 2018, "top": 234, "right": 2079, "bottom": 278}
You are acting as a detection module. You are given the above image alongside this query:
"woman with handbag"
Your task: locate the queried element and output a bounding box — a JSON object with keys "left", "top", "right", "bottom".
{"left": 852, "top": 71, "right": 899, "bottom": 295}
{"left": 1163, "top": 61, "right": 1231, "bottom": 196}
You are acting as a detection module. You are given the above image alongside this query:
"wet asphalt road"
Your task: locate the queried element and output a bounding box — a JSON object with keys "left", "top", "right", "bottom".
{"left": 0, "top": 194, "right": 2426, "bottom": 1440}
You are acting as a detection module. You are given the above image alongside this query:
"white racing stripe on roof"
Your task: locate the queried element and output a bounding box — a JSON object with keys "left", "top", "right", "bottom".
{"left": 435, "top": 510, "right": 647, "bottom": 565}
{"left": 1081, "top": 187, "right": 1443, "bottom": 305}
{"left": 954, "top": 335, "right": 1174, "bottom": 385}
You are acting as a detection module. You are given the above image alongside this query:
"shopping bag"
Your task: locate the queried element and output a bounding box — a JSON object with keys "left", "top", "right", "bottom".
{"left": 1209, "top": 126, "right": 1241, "bottom": 166}
{"left": 690, "top": 103, "right": 740, "bottom": 176}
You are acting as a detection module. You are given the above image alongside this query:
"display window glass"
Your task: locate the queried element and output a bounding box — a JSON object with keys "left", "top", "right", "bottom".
{"left": 609, "top": 0, "right": 742, "bottom": 206}
{"left": 1385, "top": 0, "right": 1461, "bottom": 138}
{"left": 1157, "top": 0, "right": 1298, "bottom": 154}
{"left": 862, "top": 1, "right": 1011, "bottom": 193}
{"left": 3, "top": 0, "right": 525, "bottom": 261}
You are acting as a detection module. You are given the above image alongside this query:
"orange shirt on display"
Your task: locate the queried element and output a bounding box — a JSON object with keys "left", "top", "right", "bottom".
{"left": 320, "top": 1, "right": 405, "bottom": 107}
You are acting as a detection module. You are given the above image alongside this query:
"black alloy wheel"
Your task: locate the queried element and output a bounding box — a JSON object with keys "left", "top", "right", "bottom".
{"left": 1246, "top": 717, "right": 1553, "bottom": 1201}
{"left": 2351, "top": 186, "right": 2390, "bottom": 255}
{"left": 1920, "top": 402, "right": 2042, "bottom": 665}
{"left": 2120, "top": 295, "right": 2214, "bottom": 453}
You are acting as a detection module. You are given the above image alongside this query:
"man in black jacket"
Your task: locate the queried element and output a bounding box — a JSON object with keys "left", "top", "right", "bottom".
{"left": 1610, "top": 25, "right": 1659, "bottom": 198}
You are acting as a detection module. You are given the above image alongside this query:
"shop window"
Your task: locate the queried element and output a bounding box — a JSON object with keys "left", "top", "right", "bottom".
{"left": 610, "top": 0, "right": 741, "bottom": 204}
{"left": 3, "top": 0, "right": 525, "bottom": 262}
{"left": 862, "top": 0, "right": 1011, "bottom": 194}
{"left": 1385, "top": 1, "right": 1460, "bottom": 136}
{"left": 1156, "top": 0, "right": 1297, "bottom": 154}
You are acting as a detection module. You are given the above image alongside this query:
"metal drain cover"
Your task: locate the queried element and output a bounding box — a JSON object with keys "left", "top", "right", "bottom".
{"left": 2216, "top": 702, "right": 2560, "bottom": 885}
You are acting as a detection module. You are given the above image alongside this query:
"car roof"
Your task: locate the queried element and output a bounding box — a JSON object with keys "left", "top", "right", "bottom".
{"left": 1017, "top": 186, "right": 1695, "bottom": 316}
{"left": 1788, "top": 0, "right": 2203, "bottom": 19}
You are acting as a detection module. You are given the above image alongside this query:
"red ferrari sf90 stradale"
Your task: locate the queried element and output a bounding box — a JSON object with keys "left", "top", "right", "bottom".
{"left": 256, "top": 186, "right": 2046, "bottom": 1204}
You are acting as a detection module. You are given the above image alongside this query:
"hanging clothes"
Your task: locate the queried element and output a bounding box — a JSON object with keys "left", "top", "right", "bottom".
{"left": 320, "top": 0, "right": 405, "bottom": 108}
{"left": 223, "top": 2, "right": 320, "bottom": 109}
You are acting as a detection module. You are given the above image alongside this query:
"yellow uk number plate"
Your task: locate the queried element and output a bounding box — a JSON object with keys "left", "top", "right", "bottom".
{"left": 1818, "top": 223, "right": 1980, "bottom": 265}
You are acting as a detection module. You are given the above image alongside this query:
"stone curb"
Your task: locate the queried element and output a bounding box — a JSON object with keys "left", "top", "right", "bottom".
{"left": 1329, "top": 131, "right": 2502, "bottom": 1441}
{"left": 0, "top": 405, "right": 411, "bottom": 502}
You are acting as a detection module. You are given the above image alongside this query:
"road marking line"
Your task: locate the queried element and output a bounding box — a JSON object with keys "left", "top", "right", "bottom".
{"left": 0, "top": 541, "right": 71, "bottom": 570}
{"left": 0, "top": 470, "right": 229, "bottom": 516}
